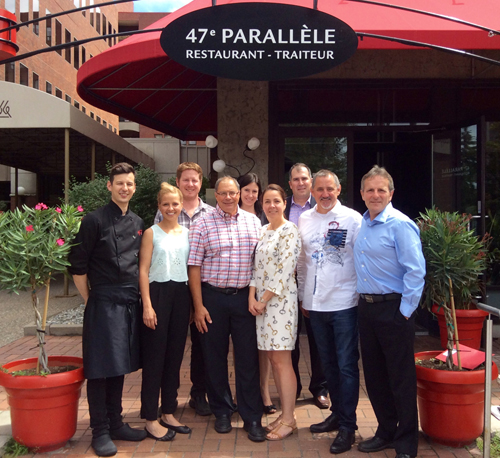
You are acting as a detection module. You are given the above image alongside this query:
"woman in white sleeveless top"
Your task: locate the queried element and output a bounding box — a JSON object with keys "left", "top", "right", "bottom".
{"left": 139, "top": 183, "right": 191, "bottom": 441}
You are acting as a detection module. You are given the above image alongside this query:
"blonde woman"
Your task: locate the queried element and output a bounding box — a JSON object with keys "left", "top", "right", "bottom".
{"left": 139, "top": 183, "right": 191, "bottom": 441}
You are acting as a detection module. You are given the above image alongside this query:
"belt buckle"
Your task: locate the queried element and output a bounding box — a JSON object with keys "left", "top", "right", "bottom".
{"left": 365, "top": 295, "right": 374, "bottom": 303}
{"left": 230, "top": 288, "right": 238, "bottom": 295}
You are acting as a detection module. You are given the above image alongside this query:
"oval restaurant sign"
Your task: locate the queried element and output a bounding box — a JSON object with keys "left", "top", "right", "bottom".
{"left": 160, "top": 3, "right": 358, "bottom": 81}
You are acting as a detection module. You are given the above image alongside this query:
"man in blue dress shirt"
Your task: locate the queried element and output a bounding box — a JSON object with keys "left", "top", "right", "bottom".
{"left": 353, "top": 166, "right": 425, "bottom": 458}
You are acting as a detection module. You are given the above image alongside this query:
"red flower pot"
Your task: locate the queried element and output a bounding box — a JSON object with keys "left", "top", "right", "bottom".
{"left": 0, "top": 356, "right": 84, "bottom": 452}
{"left": 432, "top": 304, "right": 488, "bottom": 350}
{"left": 415, "top": 350, "right": 498, "bottom": 447}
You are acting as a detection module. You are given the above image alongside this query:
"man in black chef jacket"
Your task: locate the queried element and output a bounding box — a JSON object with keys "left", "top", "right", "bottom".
{"left": 69, "top": 163, "right": 147, "bottom": 456}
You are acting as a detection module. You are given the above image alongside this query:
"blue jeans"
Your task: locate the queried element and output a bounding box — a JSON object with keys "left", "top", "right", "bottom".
{"left": 309, "top": 307, "right": 360, "bottom": 433}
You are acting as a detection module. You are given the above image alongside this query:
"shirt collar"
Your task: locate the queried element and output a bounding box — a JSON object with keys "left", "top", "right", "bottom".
{"left": 182, "top": 197, "right": 206, "bottom": 216}
{"left": 215, "top": 204, "right": 239, "bottom": 219}
{"left": 363, "top": 202, "right": 393, "bottom": 225}
{"left": 314, "top": 199, "right": 342, "bottom": 215}
{"left": 108, "top": 200, "right": 129, "bottom": 217}
{"left": 291, "top": 195, "right": 312, "bottom": 208}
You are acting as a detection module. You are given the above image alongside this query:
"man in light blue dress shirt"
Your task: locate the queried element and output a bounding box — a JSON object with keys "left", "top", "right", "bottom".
{"left": 353, "top": 166, "right": 425, "bottom": 458}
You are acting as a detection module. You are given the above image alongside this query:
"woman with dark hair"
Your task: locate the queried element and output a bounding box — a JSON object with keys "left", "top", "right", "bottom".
{"left": 249, "top": 184, "right": 301, "bottom": 441}
{"left": 237, "top": 173, "right": 264, "bottom": 222}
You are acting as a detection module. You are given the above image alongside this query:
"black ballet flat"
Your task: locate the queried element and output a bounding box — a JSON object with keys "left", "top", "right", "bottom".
{"left": 145, "top": 428, "right": 176, "bottom": 442}
{"left": 263, "top": 404, "right": 277, "bottom": 415}
{"left": 159, "top": 419, "right": 192, "bottom": 434}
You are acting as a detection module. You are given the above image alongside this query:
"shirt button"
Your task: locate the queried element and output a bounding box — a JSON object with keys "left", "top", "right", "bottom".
{"left": 364, "top": 279, "right": 367, "bottom": 281}
{"left": 362, "top": 264, "right": 365, "bottom": 267}
{"left": 361, "top": 251, "right": 364, "bottom": 253}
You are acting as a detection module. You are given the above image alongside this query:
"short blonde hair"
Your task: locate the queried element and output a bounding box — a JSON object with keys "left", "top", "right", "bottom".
{"left": 157, "top": 182, "right": 183, "bottom": 204}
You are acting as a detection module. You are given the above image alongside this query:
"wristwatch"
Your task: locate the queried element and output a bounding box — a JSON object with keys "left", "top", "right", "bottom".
{"left": 260, "top": 297, "right": 266, "bottom": 304}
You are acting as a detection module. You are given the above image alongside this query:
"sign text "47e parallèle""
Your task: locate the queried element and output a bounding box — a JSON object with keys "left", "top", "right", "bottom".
{"left": 185, "top": 27, "right": 337, "bottom": 45}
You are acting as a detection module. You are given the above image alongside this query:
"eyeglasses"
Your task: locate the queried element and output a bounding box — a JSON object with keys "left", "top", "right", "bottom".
{"left": 216, "top": 191, "right": 239, "bottom": 198}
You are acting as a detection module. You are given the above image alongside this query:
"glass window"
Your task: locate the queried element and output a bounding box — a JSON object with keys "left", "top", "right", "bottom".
{"left": 55, "top": 20, "right": 62, "bottom": 55}
{"left": 82, "top": 0, "right": 86, "bottom": 16}
{"left": 96, "top": 10, "right": 101, "bottom": 34}
{"left": 65, "top": 94, "right": 71, "bottom": 103}
{"left": 19, "top": 64, "right": 29, "bottom": 86}
{"left": 4, "top": 63, "right": 15, "bottom": 83}
{"left": 33, "top": 0, "right": 39, "bottom": 35}
{"left": 90, "top": 112, "right": 94, "bottom": 119}
{"left": 82, "top": 105, "right": 86, "bottom": 114}
{"left": 485, "top": 122, "right": 500, "bottom": 287}
{"left": 109, "top": 124, "right": 113, "bottom": 131}
{"left": 20, "top": 0, "right": 29, "bottom": 24}
{"left": 55, "top": 88, "right": 62, "bottom": 99}
{"left": 46, "top": 81, "right": 52, "bottom": 94}
{"left": 103, "top": 120, "right": 107, "bottom": 128}
{"left": 82, "top": 47, "right": 86, "bottom": 64}
{"left": 73, "top": 39, "right": 79, "bottom": 69}
{"left": 33, "top": 72, "right": 39, "bottom": 89}
{"left": 96, "top": 116, "right": 101, "bottom": 123}
{"left": 45, "top": 11, "right": 52, "bottom": 47}
{"left": 74, "top": 100, "right": 80, "bottom": 109}
{"left": 65, "top": 29, "right": 71, "bottom": 63}
{"left": 90, "top": 11, "right": 93, "bottom": 26}
{"left": 102, "top": 14, "right": 106, "bottom": 39}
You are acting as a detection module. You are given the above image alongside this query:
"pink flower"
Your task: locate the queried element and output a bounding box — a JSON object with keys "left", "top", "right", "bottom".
{"left": 26, "top": 225, "right": 34, "bottom": 232}
{"left": 56, "top": 207, "right": 62, "bottom": 213}
{"left": 77, "top": 206, "right": 84, "bottom": 212}
{"left": 35, "top": 203, "right": 48, "bottom": 210}
{"left": 56, "top": 238, "right": 65, "bottom": 246}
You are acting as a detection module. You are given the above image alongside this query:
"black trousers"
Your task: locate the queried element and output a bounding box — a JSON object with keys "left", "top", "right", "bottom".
{"left": 358, "top": 298, "right": 418, "bottom": 457}
{"left": 199, "top": 286, "right": 263, "bottom": 422}
{"left": 292, "top": 314, "right": 328, "bottom": 398}
{"left": 140, "top": 281, "right": 191, "bottom": 420}
{"left": 87, "top": 375, "right": 125, "bottom": 437}
{"left": 189, "top": 322, "right": 206, "bottom": 397}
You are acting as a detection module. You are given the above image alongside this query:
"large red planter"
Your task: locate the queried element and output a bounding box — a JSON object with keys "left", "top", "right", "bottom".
{"left": 0, "top": 356, "right": 85, "bottom": 452}
{"left": 415, "top": 350, "right": 498, "bottom": 447}
{"left": 432, "top": 304, "right": 488, "bottom": 350}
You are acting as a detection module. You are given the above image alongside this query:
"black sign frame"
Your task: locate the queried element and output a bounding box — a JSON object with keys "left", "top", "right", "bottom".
{"left": 160, "top": 2, "right": 358, "bottom": 81}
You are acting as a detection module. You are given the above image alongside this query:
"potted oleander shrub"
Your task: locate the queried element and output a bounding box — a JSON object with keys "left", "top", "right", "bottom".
{"left": 418, "top": 208, "right": 490, "bottom": 354}
{"left": 0, "top": 203, "right": 85, "bottom": 452}
{"left": 415, "top": 208, "right": 496, "bottom": 447}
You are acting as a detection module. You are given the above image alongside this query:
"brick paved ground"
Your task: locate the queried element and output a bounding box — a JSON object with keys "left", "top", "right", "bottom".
{"left": 0, "top": 333, "right": 498, "bottom": 458}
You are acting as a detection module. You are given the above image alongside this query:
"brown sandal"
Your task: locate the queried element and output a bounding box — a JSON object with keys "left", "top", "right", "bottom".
{"left": 265, "top": 415, "right": 282, "bottom": 432}
{"left": 266, "top": 419, "right": 297, "bottom": 441}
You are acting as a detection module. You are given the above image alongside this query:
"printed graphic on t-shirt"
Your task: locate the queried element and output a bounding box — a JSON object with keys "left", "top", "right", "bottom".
{"left": 310, "top": 221, "right": 348, "bottom": 268}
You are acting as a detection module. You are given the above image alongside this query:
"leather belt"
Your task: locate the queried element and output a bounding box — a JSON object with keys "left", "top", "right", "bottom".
{"left": 202, "top": 283, "right": 247, "bottom": 295}
{"left": 360, "top": 293, "right": 402, "bottom": 303}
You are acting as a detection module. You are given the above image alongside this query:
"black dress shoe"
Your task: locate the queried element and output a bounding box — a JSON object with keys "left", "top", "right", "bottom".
{"left": 314, "top": 395, "right": 330, "bottom": 409}
{"left": 395, "top": 453, "right": 414, "bottom": 458}
{"left": 91, "top": 434, "right": 117, "bottom": 457}
{"left": 189, "top": 395, "right": 212, "bottom": 416}
{"left": 330, "top": 429, "right": 355, "bottom": 454}
{"left": 244, "top": 421, "right": 266, "bottom": 442}
{"left": 310, "top": 413, "right": 340, "bottom": 433}
{"left": 145, "top": 428, "right": 176, "bottom": 442}
{"left": 358, "top": 436, "right": 394, "bottom": 453}
{"left": 159, "top": 419, "right": 192, "bottom": 434}
{"left": 214, "top": 415, "right": 232, "bottom": 433}
{"left": 109, "top": 424, "right": 147, "bottom": 441}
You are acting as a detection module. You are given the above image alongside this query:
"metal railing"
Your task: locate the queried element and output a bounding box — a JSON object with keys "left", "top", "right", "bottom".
{"left": 476, "top": 302, "right": 500, "bottom": 458}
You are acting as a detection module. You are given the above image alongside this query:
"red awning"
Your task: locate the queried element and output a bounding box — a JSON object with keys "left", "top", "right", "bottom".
{"left": 77, "top": 0, "right": 500, "bottom": 140}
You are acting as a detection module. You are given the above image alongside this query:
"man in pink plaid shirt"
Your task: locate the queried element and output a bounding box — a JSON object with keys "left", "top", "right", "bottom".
{"left": 188, "top": 176, "right": 265, "bottom": 442}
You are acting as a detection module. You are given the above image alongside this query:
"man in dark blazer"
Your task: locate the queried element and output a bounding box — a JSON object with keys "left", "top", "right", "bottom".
{"left": 285, "top": 163, "right": 329, "bottom": 409}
